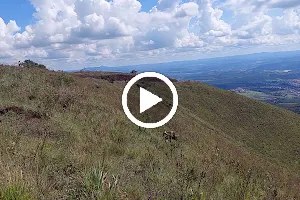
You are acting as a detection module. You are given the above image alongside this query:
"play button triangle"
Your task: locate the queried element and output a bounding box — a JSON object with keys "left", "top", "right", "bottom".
{"left": 140, "top": 87, "right": 163, "bottom": 113}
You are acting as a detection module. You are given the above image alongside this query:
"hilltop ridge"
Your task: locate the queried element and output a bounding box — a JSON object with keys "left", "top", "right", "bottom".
{"left": 0, "top": 66, "right": 299, "bottom": 199}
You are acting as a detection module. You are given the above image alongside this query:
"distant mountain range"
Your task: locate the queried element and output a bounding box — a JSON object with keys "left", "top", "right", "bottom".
{"left": 78, "top": 50, "right": 300, "bottom": 78}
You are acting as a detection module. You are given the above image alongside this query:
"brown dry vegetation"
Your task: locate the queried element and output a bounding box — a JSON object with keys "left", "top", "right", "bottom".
{"left": 72, "top": 71, "right": 177, "bottom": 83}
{"left": 0, "top": 66, "right": 299, "bottom": 199}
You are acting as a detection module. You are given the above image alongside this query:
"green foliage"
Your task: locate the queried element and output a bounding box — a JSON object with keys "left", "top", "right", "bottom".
{"left": 57, "top": 73, "right": 75, "bottom": 86}
{"left": 21, "top": 60, "right": 46, "bottom": 69}
{"left": 0, "top": 184, "right": 34, "bottom": 200}
{"left": 82, "top": 166, "right": 119, "bottom": 200}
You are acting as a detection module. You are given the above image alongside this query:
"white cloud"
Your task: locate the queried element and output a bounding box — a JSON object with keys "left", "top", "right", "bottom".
{"left": 225, "top": 0, "right": 300, "bottom": 13}
{"left": 233, "top": 12, "right": 272, "bottom": 39}
{"left": 196, "top": 0, "right": 231, "bottom": 36}
{"left": 154, "top": 0, "right": 181, "bottom": 11}
{"left": 0, "top": 0, "right": 300, "bottom": 69}
{"left": 273, "top": 9, "right": 300, "bottom": 35}
{"left": 175, "top": 2, "right": 199, "bottom": 18}
{"left": 0, "top": 18, "right": 20, "bottom": 50}
{"left": 267, "top": 0, "right": 300, "bottom": 9}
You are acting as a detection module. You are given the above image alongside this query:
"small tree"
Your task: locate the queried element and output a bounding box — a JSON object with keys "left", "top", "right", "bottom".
{"left": 130, "top": 70, "right": 137, "bottom": 74}
{"left": 22, "top": 60, "right": 47, "bottom": 69}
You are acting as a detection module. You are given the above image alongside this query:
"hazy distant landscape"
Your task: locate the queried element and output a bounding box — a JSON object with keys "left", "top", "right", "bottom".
{"left": 82, "top": 51, "right": 300, "bottom": 114}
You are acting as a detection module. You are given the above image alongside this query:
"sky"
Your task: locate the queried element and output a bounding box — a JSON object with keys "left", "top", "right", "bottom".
{"left": 1, "top": 0, "right": 300, "bottom": 70}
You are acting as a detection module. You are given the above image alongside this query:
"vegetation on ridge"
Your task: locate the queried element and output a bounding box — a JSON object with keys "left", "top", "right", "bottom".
{"left": 0, "top": 65, "right": 299, "bottom": 199}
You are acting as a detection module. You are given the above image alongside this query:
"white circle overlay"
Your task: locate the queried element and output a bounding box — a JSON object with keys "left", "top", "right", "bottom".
{"left": 122, "top": 72, "right": 178, "bottom": 129}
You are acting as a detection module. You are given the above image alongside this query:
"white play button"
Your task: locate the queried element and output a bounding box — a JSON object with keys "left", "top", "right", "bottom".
{"left": 140, "top": 87, "right": 162, "bottom": 113}
{"left": 122, "top": 72, "right": 178, "bottom": 129}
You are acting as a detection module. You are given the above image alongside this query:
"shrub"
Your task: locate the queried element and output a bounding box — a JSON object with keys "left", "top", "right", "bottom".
{"left": 58, "top": 73, "right": 75, "bottom": 86}
{"left": 21, "top": 60, "right": 47, "bottom": 69}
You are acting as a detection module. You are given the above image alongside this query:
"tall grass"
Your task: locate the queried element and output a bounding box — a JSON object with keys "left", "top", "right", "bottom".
{"left": 0, "top": 183, "right": 34, "bottom": 200}
{"left": 0, "top": 66, "right": 299, "bottom": 199}
{"left": 82, "top": 166, "right": 119, "bottom": 200}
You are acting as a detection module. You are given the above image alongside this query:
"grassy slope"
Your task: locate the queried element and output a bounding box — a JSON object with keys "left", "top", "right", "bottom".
{"left": 177, "top": 82, "right": 300, "bottom": 172}
{"left": 0, "top": 66, "right": 299, "bottom": 199}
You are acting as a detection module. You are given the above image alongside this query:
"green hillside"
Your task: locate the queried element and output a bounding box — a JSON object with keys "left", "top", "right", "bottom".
{"left": 0, "top": 66, "right": 299, "bottom": 199}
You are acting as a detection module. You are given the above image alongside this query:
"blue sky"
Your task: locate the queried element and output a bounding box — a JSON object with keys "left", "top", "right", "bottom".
{"left": 139, "top": 0, "right": 158, "bottom": 12}
{"left": 1, "top": 0, "right": 157, "bottom": 28}
{"left": 1, "top": 0, "right": 300, "bottom": 70}
{"left": 1, "top": 0, "right": 35, "bottom": 29}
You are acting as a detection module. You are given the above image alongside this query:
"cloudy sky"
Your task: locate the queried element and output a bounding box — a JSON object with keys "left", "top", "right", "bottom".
{"left": 1, "top": 0, "right": 300, "bottom": 70}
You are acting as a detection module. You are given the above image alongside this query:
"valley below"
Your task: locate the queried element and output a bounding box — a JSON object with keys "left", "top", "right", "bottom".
{"left": 85, "top": 51, "right": 300, "bottom": 114}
